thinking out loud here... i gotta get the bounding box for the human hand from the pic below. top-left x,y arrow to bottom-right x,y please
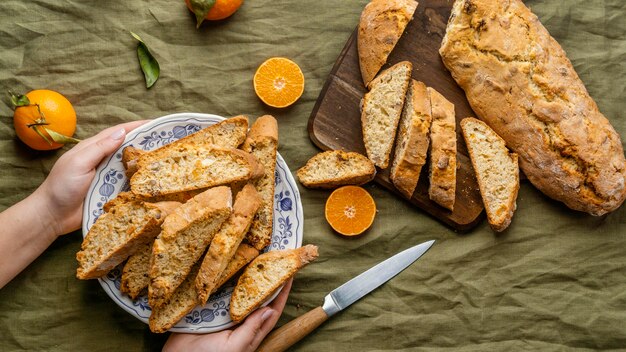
36,120 -> 147,236
163,278 -> 294,352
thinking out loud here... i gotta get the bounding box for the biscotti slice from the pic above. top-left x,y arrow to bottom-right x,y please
122,146 -> 145,179
120,241 -> 152,300
149,263 -> 201,333
130,146 -> 261,197
103,190 -> 201,213
230,245 -> 319,323
149,186 -> 232,308
358,0 -> 418,86
76,201 -> 181,280
427,87 -> 457,211
214,244 -> 259,291
439,0 -> 626,216
196,184 -> 262,305
461,118 -> 519,232
390,80 -> 432,198
242,115 -> 279,251
296,150 -> 376,189
361,61 -> 412,169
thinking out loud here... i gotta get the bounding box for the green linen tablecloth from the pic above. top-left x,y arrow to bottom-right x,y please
1,0 -> 625,351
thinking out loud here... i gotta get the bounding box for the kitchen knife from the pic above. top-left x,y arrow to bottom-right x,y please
257,239 -> 435,352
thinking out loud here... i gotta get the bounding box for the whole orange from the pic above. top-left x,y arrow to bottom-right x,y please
185,0 -> 244,21
13,89 -> 77,151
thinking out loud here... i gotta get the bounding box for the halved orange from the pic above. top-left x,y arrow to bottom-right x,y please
325,186 -> 376,236
253,57 -> 304,108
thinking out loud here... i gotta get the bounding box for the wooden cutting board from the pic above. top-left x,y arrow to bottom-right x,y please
307,0 -> 485,231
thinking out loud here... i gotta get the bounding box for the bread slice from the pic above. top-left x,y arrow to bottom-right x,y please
214,244 -> 259,291
149,186 -> 232,308
130,146 -> 262,197
296,150 -> 376,189
196,184 -> 262,305
120,241 -> 152,300
122,146 -> 145,179
461,118 -> 519,232
103,190 -> 201,213
390,80 -> 432,198
149,263 -> 201,333
230,245 -> 319,323
361,61 -> 412,169
358,0 -> 418,86
427,87 -> 457,211
76,201 -> 181,280
242,115 -> 279,251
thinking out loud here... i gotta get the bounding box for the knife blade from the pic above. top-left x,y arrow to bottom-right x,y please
257,240 -> 435,352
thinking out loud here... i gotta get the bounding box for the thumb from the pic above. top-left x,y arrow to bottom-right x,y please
74,127 -> 127,173
228,307 -> 277,351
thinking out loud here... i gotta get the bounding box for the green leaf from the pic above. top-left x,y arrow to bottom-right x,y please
44,127 -> 81,144
131,32 -> 160,89
8,91 -> 30,108
189,0 -> 216,28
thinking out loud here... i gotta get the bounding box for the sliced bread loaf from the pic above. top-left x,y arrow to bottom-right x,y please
390,80 -> 432,198
76,201 -> 181,280
149,186 -> 232,308
214,243 -> 259,291
427,87 -> 457,211
358,0 -> 418,86
130,146 -> 262,197
361,61 -> 412,169
230,244 -> 319,323
461,118 -> 519,232
149,263 -> 201,333
120,241 -> 152,300
196,184 -> 262,305
242,115 -> 279,251
296,150 -> 376,189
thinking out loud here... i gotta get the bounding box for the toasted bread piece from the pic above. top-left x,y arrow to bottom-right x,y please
390,80 -> 432,198
427,87 -> 457,211
120,241 -> 152,300
149,187 -> 232,308
361,61 -> 412,169
76,201 -> 181,280
358,0 -> 418,86
103,190 -> 201,213
130,146 -> 262,197
230,245 -> 319,323
196,184 -> 262,304
296,150 -> 376,189
214,244 -> 259,291
122,146 -> 145,179
149,263 -> 201,333
242,116 -> 279,251
461,118 -> 519,232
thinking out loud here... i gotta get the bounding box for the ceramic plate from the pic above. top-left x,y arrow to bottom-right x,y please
82,112 -> 303,333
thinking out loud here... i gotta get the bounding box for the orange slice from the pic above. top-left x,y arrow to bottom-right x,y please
325,186 -> 376,236
253,57 -> 305,108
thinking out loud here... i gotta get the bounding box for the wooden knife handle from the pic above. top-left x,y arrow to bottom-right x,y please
257,306 -> 329,352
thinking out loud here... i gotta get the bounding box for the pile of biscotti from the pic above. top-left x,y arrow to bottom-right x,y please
76,115 -> 318,333
300,0 -> 626,231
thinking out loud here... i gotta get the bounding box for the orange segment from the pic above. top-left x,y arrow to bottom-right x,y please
253,57 -> 305,108
325,186 -> 377,236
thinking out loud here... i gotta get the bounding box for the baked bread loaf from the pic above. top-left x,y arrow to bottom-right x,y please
358,0 -> 418,86
76,201 -> 181,280
439,0 -> 626,215
130,146 -> 262,197
461,118 -> 519,232
390,80 -> 432,198
361,61 -> 412,169
196,184 -> 262,304
296,150 -> 376,189
149,263 -> 201,333
230,245 -> 319,323
120,242 -> 152,300
149,186 -> 232,308
242,115 -> 279,251
427,87 -> 457,211
214,244 -> 259,290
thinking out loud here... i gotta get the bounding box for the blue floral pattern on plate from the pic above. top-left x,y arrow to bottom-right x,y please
82,113 -> 303,333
